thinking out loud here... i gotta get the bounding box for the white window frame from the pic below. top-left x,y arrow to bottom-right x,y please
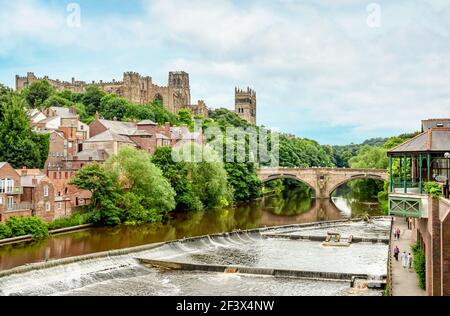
7,196 -> 14,208
44,185 -> 49,197
57,202 -> 62,209
0,196 -> 3,205
45,202 -> 51,212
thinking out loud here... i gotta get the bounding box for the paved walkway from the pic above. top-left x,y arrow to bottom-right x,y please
391,217 -> 426,296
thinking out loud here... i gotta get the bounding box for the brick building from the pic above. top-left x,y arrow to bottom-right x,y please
0,163 -> 56,223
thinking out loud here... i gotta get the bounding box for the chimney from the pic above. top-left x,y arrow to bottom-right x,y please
164,122 -> 171,138
21,167 -> 28,176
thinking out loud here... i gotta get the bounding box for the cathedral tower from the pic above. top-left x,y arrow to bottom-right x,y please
235,87 -> 256,124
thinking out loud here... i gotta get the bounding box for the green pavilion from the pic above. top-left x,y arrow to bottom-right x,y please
387,119 -> 450,218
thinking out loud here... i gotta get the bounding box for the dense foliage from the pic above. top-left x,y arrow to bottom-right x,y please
47,213 -> 91,230
151,147 -> 203,211
70,147 -> 176,225
0,216 -> 48,239
424,182 -> 443,198
411,243 -> 426,290
0,97 -> 49,168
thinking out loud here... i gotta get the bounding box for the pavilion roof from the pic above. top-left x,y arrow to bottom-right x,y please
388,128 -> 450,154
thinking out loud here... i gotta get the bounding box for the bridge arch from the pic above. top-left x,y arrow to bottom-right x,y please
261,174 -> 317,197
327,174 -> 387,197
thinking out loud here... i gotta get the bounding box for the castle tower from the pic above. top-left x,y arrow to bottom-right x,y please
235,87 -> 256,124
169,71 -> 191,113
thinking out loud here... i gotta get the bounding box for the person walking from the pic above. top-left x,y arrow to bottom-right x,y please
394,246 -> 400,261
401,251 -> 408,268
396,228 -> 401,240
407,253 -> 413,269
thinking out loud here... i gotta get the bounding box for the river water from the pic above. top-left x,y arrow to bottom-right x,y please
0,184 -> 383,271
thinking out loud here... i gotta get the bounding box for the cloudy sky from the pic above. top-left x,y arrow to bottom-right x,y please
0,0 -> 449,145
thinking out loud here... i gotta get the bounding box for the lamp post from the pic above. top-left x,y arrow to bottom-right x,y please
445,152 -> 450,198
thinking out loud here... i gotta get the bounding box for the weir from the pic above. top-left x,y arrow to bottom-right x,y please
0,218 -> 392,296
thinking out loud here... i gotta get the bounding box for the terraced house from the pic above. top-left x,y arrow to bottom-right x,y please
0,163 -> 56,223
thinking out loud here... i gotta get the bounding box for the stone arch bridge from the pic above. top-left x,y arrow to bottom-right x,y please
258,167 -> 388,199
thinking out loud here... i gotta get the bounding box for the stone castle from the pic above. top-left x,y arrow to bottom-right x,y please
16,71 -> 256,123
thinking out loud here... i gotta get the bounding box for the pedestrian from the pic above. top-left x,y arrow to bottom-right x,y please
407,253 -> 413,269
394,246 -> 400,261
396,228 -> 401,240
401,251 -> 408,268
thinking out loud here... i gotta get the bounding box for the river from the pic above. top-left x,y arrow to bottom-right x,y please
0,183 -> 383,271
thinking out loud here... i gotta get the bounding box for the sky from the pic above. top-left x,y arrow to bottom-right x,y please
0,0 -> 449,145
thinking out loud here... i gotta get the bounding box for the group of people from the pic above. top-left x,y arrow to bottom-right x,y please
394,227 -> 401,240
393,246 -> 413,269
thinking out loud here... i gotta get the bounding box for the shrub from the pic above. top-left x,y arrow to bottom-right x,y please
0,224 -> 12,239
411,243 -> 426,290
47,213 -> 91,230
424,182 -> 443,198
4,216 -> 49,239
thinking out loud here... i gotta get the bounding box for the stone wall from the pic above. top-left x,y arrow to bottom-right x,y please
414,197 -> 450,296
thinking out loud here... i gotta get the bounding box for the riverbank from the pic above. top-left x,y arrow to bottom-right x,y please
0,223 -> 94,247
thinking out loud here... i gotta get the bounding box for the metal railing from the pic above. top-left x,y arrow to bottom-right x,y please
5,202 -> 34,212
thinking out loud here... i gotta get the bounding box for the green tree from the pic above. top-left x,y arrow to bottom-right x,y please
152,146 -> 203,211
349,145 -> 389,169
99,94 -> 129,120
23,80 -> 54,108
0,97 -> 49,168
42,95 -> 73,108
224,162 -> 262,201
177,108 -> 194,128
104,146 -> 176,216
82,85 -> 106,116
173,143 -> 233,209
69,163 -> 122,225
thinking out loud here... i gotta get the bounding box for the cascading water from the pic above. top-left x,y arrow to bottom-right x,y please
0,219 -> 391,296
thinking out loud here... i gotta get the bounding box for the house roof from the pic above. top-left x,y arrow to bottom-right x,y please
98,119 -> 137,136
75,149 -> 109,161
0,162 -> 7,169
388,128 -> 450,154
156,133 -> 170,140
137,119 -> 157,126
37,116 -> 60,124
84,130 -> 134,143
132,130 -> 152,136
49,107 -> 77,118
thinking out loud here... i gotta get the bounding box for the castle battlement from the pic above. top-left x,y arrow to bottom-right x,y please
15,71 -> 195,116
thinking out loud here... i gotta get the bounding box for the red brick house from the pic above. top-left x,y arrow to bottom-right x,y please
0,164 -> 57,223
0,163 -> 26,223
17,169 -> 56,221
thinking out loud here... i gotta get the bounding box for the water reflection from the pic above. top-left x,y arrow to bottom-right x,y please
0,182 -> 383,271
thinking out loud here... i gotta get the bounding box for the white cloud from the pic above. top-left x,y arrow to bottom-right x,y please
1,0 -> 450,143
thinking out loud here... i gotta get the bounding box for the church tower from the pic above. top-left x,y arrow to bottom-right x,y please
235,87 -> 256,124
169,71 -> 191,113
